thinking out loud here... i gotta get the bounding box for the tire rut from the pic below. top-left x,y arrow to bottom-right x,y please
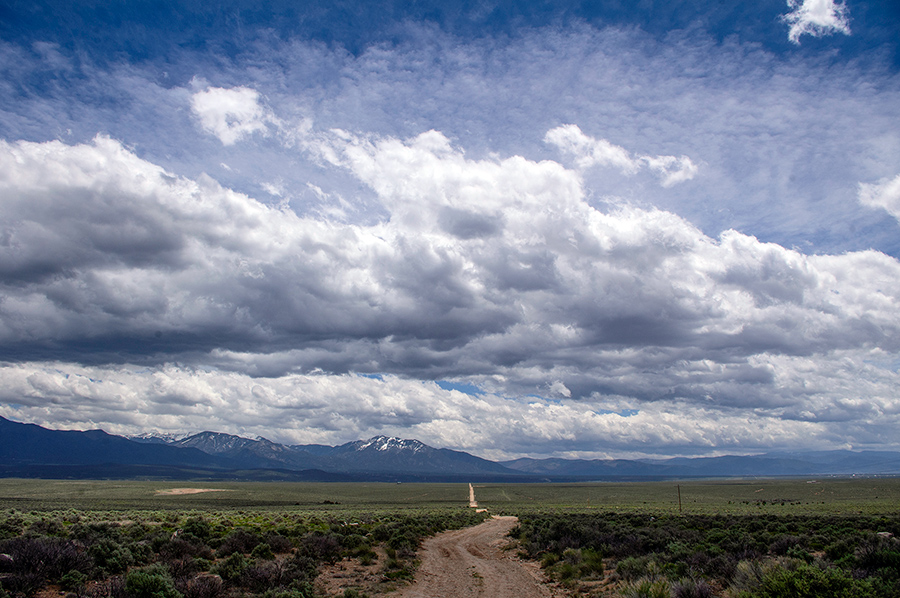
393,516 -> 562,598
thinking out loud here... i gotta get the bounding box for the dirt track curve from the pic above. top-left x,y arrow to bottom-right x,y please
393,516 -> 563,598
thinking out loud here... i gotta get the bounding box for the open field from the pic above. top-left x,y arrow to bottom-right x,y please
0,479 -> 473,512
2,478 -> 900,597
2,477 -> 899,515
476,477 -> 900,515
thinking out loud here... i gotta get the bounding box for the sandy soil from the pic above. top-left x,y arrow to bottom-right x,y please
154,488 -> 229,495
392,516 -> 566,598
316,547 -> 396,597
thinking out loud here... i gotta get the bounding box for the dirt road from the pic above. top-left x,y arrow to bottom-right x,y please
393,516 -> 563,598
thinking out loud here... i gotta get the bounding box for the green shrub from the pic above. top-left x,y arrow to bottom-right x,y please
124,565 -> 182,598
785,546 -> 812,563
240,561 -> 290,593
177,575 -> 223,598
27,518 -> 66,537
553,561 -> 577,581
540,552 -> 560,568
616,555 -> 654,582
672,577 -> 714,598
745,562 -> 875,598
358,552 -> 375,566
825,538 -> 857,562
544,547 -> 604,582
90,538 -> 134,574
0,516 -> 24,540
340,534 -> 366,550
0,536 -> 92,592
382,555 -> 413,581
59,569 -> 88,593
855,534 -> 900,574
250,543 -> 275,560
182,519 -> 211,542
579,548 -> 604,578
211,553 -> 248,583
297,533 -> 341,563
261,585 -> 315,598
731,559 -> 772,594
621,576 -> 671,598
217,530 -> 261,556
283,554 -> 318,584
265,533 -> 293,554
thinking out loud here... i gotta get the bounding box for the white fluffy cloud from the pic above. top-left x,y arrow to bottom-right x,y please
859,174 -> 900,223
544,124 -> 698,187
3,23 -> 897,262
782,0 -> 851,44
190,86 -> 275,145
0,355 -> 896,459
1,125 -> 899,456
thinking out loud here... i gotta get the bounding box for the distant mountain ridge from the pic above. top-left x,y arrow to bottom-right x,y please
0,416 -> 228,469
168,431 -> 515,476
3,416 -> 900,481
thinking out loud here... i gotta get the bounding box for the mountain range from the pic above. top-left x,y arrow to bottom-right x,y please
2,416 -> 900,481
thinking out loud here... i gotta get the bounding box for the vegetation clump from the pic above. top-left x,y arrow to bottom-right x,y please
514,511 -> 900,596
3,479 -> 900,597
0,492 -> 488,598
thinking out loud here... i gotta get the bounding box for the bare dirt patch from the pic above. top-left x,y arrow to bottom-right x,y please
316,547 -> 403,597
391,515 -> 568,598
154,488 -> 230,495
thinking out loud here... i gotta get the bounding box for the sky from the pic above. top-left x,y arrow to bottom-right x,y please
0,0 -> 899,460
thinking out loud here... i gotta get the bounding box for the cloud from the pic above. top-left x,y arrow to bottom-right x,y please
2,16 -> 900,458
1,356 -> 897,459
2,131 -> 899,374
859,174 -> 900,223
782,0 -> 851,44
549,380 -> 572,398
1,128 -> 899,459
2,24 -> 897,259
544,124 -> 698,187
544,124 -> 638,173
190,86 -> 275,145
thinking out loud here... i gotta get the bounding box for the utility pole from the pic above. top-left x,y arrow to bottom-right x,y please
677,484 -> 682,514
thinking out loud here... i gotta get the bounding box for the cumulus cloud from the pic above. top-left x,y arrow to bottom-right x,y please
2,131 -> 899,373
1,7 -> 899,459
859,174 -> 900,223
782,0 -> 851,44
544,124 -> 698,187
1,126 -> 899,457
2,24 -> 897,261
1,356 -> 896,459
190,86 -> 275,145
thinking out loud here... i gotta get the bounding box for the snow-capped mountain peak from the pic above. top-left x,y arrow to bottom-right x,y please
172,431 -> 257,453
126,432 -> 188,444
356,435 -> 426,452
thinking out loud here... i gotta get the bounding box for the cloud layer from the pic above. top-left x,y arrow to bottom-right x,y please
1,119 -> 898,457
1,6 -> 899,458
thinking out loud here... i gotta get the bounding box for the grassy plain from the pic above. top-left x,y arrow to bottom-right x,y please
475,477 -> 900,515
1,476 -> 899,515
2,477 -> 900,597
0,479 -> 471,512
